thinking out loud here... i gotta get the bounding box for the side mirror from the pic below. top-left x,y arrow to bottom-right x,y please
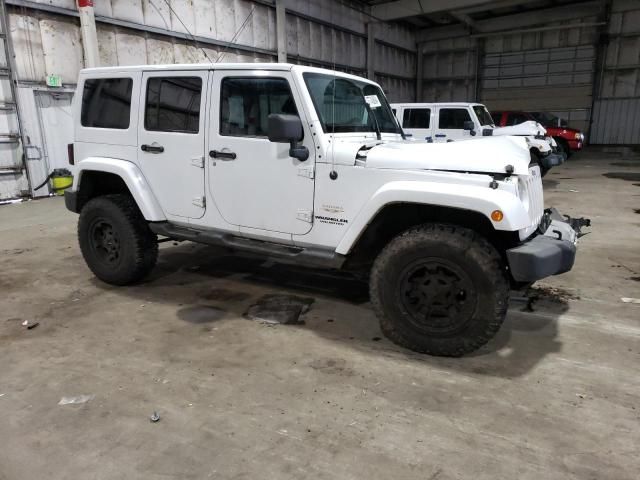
268,114 -> 309,161
463,120 -> 476,136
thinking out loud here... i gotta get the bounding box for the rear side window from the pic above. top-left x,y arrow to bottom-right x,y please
81,78 -> 133,129
403,108 -> 430,128
438,108 -> 472,129
145,77 -> 202,133
491,111 -> 503,124
220,77 -> 297,137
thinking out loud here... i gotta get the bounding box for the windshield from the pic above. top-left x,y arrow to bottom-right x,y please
530,112 -> 567,127
473,105 -> 494,127
303,72 -> 401,134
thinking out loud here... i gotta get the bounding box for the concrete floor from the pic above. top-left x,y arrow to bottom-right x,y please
1,150 -> 639,480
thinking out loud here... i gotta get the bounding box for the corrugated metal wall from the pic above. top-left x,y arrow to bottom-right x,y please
481,20 -> 599,134
420,36 -> 477,102
2,0 -> 416,199
590,0 -> 640,145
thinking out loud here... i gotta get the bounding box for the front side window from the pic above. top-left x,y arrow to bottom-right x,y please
403,108 -> 431,129
220,77 -> 297,137
145,76 -> 202,133
81,78 -> 133,129
303,73 -> 401,134
473,106 -> 494,127
438,108 -> 472,129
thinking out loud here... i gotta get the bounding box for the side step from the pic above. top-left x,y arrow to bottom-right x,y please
149,222 -> 346,269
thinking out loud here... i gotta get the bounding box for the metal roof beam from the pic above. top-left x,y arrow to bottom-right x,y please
371,0 -> 498,21
418,0 -> 605,41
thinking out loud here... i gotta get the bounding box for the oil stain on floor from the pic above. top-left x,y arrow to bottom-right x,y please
603,172 -> 640,182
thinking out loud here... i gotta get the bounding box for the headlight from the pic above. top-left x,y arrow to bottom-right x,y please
575,132 -> 581,140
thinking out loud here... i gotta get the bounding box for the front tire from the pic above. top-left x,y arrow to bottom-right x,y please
369,224 -> 509,357
78,194 -> 158,285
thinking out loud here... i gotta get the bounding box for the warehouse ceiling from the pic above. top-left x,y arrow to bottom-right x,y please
358,0 -> 606,29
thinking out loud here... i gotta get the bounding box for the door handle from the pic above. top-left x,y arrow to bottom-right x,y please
435,134 -> 446,138
141,144 -> 164,153
209,150 -> 236,160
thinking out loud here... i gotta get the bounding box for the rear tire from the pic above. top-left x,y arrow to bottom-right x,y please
369,224 -> 509,357
78,194 -> 158,285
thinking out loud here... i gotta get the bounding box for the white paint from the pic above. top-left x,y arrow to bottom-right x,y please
70,63 -> 545,254
137,69 -> 209,220
392,102 -> 554,154
34,91 -> 74,174
77,0 -> 100,68
39,17 -> 83,83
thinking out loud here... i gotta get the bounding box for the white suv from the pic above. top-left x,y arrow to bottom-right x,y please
391,102 -> 565,176
64,63 -> 588,356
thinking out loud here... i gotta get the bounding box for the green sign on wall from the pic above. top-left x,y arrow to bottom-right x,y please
46,74 -> 62,87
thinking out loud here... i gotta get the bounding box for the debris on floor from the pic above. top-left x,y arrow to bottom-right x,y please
245,293 -> 314,325
621,297 -> 640,304
150,411 -> 160,423
21,320 -> 39,329
58,395 -> 94,405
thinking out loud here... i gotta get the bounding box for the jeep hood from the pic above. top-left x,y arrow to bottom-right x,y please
363,136 -> 532,175
493,120 -> 547,137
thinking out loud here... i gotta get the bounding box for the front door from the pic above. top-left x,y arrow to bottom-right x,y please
207,70 -> 315,235
434,107 -> 474,143
138,70 -> 208,219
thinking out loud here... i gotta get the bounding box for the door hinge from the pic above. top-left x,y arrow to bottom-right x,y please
191,156 -> 205,168
192,196 -> 206,208
297,166 -> 315,179
296,209 -> 313,223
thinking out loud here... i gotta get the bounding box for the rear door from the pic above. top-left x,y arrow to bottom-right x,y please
207,70 -> 315,235
138,70 -> 208,220
434,107 -> 474,142
401,107 -> 432,141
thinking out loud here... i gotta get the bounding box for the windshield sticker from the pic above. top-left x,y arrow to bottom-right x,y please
364,95 -> 382,108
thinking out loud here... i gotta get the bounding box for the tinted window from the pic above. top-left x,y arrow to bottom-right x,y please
81,78 -> 133,129
145,77 -> 202,133
506,113 -> 529,126
403,108 -> 431,128
491,111 -> 503,124
220,77 -> 297,137
438,108 -> 472,129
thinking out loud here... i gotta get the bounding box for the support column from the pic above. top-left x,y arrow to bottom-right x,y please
367,22 -> 376,80
77,0 -> 99,67
415,42 -> 423,101
276,0 -> 287,63
473,38 -> 483,102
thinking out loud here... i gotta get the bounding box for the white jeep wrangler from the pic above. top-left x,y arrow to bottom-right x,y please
391,102 -> 565,176
65,63 -> 589,357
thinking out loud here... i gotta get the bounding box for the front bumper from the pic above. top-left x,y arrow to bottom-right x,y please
506,209 -> 590,282
568,139 -> 583,151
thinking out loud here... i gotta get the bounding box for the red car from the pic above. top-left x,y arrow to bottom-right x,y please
491,111 -> 584,157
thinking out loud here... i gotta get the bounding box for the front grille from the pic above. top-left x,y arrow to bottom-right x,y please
520,165 -> 544,239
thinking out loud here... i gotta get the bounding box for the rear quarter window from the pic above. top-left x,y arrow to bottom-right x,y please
81,78 -> 133,129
